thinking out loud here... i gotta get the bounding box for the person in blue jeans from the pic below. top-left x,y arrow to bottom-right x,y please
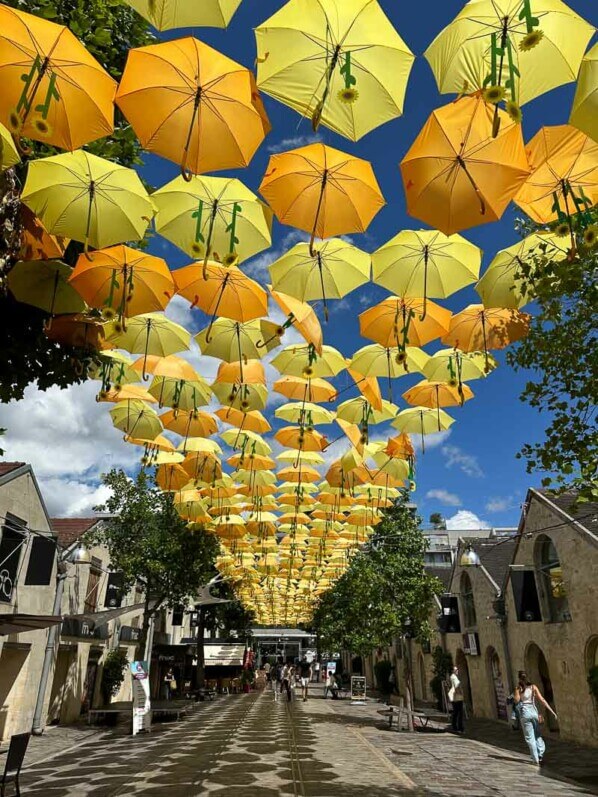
513,670 -> 558,766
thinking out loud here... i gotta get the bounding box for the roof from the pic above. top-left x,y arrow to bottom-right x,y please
425,566 -> 452,590
0,461 -> 26,478
537,490 -> 598,534
51,518 -> 99,548
461,536 -> 518,590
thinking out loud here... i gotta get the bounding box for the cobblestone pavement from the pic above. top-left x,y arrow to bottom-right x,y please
11,685 -> 598,796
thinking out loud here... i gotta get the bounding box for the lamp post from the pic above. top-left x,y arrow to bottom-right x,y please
32,542 -> 91,735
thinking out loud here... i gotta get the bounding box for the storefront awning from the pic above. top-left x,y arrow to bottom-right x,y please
0,613 -> 62,635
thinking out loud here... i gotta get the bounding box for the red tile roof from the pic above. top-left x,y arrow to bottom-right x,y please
0,462 -> 26,477
51,517 -> 99,548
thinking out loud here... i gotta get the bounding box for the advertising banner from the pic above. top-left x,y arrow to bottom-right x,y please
130,661 -> 151,735
350,676 -> 367,703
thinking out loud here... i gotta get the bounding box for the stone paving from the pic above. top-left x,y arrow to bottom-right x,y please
6,684 -> 597,796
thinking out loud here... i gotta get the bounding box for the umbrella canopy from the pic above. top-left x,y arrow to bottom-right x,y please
156,462 -> 190,492
161,409 -> 217,439
45,313 -> 108,350
442,304 -> 531,366
350,344 -> 429,401
0,121 -> 19,171
403,380 -> 474,409
152,174 -> 272,268
423,348 -> 495,387
69,246 -> 174,320
274,426 -> 329,452
131,354 -> 198,382
174,262 -> 268,323
372,229 -> 481,306
391,406 -> 455,452
268,238 -> 370,320
400,94 -> 529,235
19,206 -> 69,262
195,318 -> 278,363
116,37 -> 268,177
259,142 -> 384,252
214,359 -> 266,386
271,343 -> 347,379
570,43 -> 598,143
359,296 -> 451,350
0,5 -> 116,150
212,381 -> 268,412
268,288 -> 323,354
255,0 -> 414,141
110,399 -> 162,440
215,407 -> 272,435
273,375 -> 336,404
124,0 -> 242,30
88,351 -> 139,390
513,124 -> 598,224
97,384 -> 157,404
275,402 -> 335,426
476,232 -> 568,309
336,397 -> 397,426
108,313 -> 190,378
424,0 -> 594,108
21,150 -> 154,250
8,260 -> 85,315
149,375 -> 212,411
221,428 -> 272,456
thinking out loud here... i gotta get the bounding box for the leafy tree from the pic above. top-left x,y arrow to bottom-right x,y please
0,0 -> 154,403
100,648 -> 129,705
88,469 -> 220,657
430,645 -> 453,711
429,512 -> 446,530
508,213 -> 598,504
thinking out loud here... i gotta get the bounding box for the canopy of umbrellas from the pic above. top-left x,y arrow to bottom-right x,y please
2,0 -> 597,626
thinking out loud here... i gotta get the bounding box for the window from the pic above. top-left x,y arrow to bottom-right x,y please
25,536 -> 56,585
84,557 -> 102,613
460,572 -> 477,628
0,513 -> 26,603
535,535 -> 571,623
511,570 -> 542,622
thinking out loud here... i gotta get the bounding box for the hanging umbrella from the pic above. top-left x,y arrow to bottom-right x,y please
161,409 -> 217,439
156,462 -> 190,492
21,150 -> 154,250
148,375 -> 212,411
273,375 -> 336,404
570,43 -> 598,143
7,260 -> 86,315
69,245 -> 174,321
19,206 -> 69,262
277,465 -> 321,483
442,304 -> 531,369
107,313 -> 190,379
267,287 -> 323,354
259,143 -> 384,254
0,122 -> 19,171
116,37 -> 269,178
153,175 -> 272,275
372,229 -> 481,316
96,384 -> 157,403
131,354 -> 198,382
110,399 -> 162,440
349,344 -> 429,400
221,428 -> 272,456
88,351 -> 139,391
268,238 -> 370,320
124,0 -> 242,29
275,402 -> 335,426
400,94 -> 529,235
513,125 -> 598,235
45,313 -> 108,350
342,366 -> 383,412
255,0 -> 414,141
476,232 -> 568,309
424,1 -> 594,111
403,380 -> 474,409
212,381 -> 269,412
215,407 -> 272,435
391,406 -> 455,453
274,426 -> 329,452
228,452 -> 275,471
271,343 -> 346,379
423,348 -> 495,403
359,296 -> 451,351
0,5 -> 116,150
195,318 -> 279,365
214,359 -> 266,386
336,397 -> 397,426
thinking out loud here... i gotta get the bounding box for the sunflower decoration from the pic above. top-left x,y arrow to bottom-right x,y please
31,116 -> 52,138
7,109 -> 23,134
338,87 -> 358,104
483,85 -> 505,104
554,221 -> 570,238
338,52 -> 358,105
302,365 -> 314,378
519,28 -> 544,52
222,252 -> 239,267
190,241 -> 205,259
101,306 -> 117,321
506,100 -> 522,124
583,224 -> 598,249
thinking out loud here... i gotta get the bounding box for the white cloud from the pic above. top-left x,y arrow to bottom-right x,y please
426,489 -> 462,507
446,510 -> 491,530
412,429 -> 452,452
485,496 -> 515,513
40,478 -> 113,517
244,230 -> 309,282
442,444 -> 484,478
267,134 -> 322,153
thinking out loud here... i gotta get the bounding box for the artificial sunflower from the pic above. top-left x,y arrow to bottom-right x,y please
302,365 -> 314,378
7,109 -> 22,134
583,224 -> 598,248
190,241 -> 205,258
483,85 -> 505,104
555,222 -> 570,238
338,87 -> 359,104
519,29 -> 544,51
506,100 -> 522,124
222,252 -> 239,267
101,306 -> 117,321
32,116 -> 52,138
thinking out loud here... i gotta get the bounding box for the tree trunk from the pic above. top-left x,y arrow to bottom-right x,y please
196,607 -> 206,689
402,637 -> 415,732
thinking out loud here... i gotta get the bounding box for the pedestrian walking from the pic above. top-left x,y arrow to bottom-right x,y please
513,670 -> 558,766
299,655 -> 312,702
163,668 -> 176,701
313,660 -> 321,683
282,664 -> 293,702
324,671 -> 338,700
448,665 -> 464,733
264,660 -> 272,689
274,660 -> 283,701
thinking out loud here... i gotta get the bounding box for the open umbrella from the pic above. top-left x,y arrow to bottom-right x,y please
69,245 -> 174,321
400,94 -> 529,235
423,348 -> 495,403
0,5 -> 116,150
149,375 -> 212,411
391,406 -> 455,453
215,407 -> 272,435
255,0 -> 414,141
88,351 -> 139,391
195,318 -> 280,366
442,304 -> 531,369
45,313 -> 108,351
124,0 -> 242,29
131,354 -> 199,382
8,260 -> 85,315
152,174 -> 272,275
275,402 -> 335,426
259,142 -> 384,253
359,296 -> 451,351
403,380 -> 474,409
21,150 -> 154,250
116,37 -> 268,178
268,238 -> 370,321
107,313 -> 190,379
267,288 -> 323,354
161,409 -> 217,440
273,375 -> 336,404
275,426 -> 329,453
110,399 -> 162,440
0,122 -> 19,171
271,343 -> 346,379
570,43 -> 598,143
349,344 -> 429,400
212,381 -> 268,412
372,229 -> 481,317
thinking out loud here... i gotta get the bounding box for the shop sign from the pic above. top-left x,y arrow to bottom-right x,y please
130,661 -> 151,735
350,676 -> 367,703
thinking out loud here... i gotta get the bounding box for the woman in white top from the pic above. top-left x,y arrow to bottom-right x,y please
514,670 -> 558,765
449,665 -> 464,733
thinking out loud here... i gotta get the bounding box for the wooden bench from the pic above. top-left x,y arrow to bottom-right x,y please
88,702 -> 188,726
195,688 -> 217,702
377,706 -> 449,732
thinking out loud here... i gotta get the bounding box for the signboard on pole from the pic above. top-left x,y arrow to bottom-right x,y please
130,661 -> 151,735
350,676 -> 367,704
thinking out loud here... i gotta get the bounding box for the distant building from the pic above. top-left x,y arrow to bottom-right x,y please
422,526 -> 517,568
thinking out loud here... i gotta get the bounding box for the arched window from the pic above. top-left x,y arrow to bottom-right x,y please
460,571 -> 477,628
535,535 -> 571,623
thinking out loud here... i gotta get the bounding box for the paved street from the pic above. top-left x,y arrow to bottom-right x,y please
15,685 -> 598,796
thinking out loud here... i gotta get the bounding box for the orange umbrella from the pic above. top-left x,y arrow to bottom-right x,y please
215,407 -> 272,434
0,6 -> 116,150
359,296 -> 451,350
116,37 -> 268,178
97,384 -> 157,403
514,125 -> 598,236
228,452 -> 275,470
156,462 -> 189,492
267,287 -> 323,355
401,93 -> 529,235
214,360 -> 266,386
70,246 -> 174,321
259,142 -> 385,253
277,465 -> 321,484
20,207 -> 68,261
274,426 -> 329,452
403,380 -> 474,409
346,366 -> 383,412
273,375 -> 336,404
325,461 -> 369,489
132,354 -> 199,382
160,409 -> 217,439
442,304 -> 531,369
45,313 -> 110,350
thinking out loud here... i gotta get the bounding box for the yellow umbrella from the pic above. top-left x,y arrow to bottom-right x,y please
88,351 -> 139,391
570,43 -> 598,143
21,150 -> 154,250
216,407 -> 272,435
423,349 -> 495,402
442,304 -> 531,369
476,233 -> 568,309
391,406 -> 455,453
152,175 -> 272,272
268,287 -> 323,355
132,354 -> 198,382
124,0 -> 242,30
116,37 -> 268,178
275,402 -> 335,426
195,318 -> 280,364
259,142 -> 384,253
336,397 -> 397,427
107,313 -> 190,378
268,238 -> 370,320
7,260 -> 86,315
0,5 -> 116,150
221,429 -> 272,457
110,399 -> 162,440
424,1 -> 594,110
0,122 -> 19,171
149,376 -> 212,411
96,384 -> 157,404
255,0 -> 414,141
274,426 -> 329,453
271,343 -> 346,379
372,229 -> 481,313
212,381 -> 269,412
349,344 -> 429,400
161,409 -> 218,439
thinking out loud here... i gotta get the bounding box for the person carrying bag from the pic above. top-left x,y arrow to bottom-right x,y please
513,670 -> 557,766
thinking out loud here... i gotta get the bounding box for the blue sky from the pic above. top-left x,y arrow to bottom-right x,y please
3,0 -> 595,524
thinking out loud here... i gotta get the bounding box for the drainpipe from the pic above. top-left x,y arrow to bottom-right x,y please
477,564 -> 514,696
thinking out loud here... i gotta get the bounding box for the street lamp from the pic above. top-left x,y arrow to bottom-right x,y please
459,546 -> 481,567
